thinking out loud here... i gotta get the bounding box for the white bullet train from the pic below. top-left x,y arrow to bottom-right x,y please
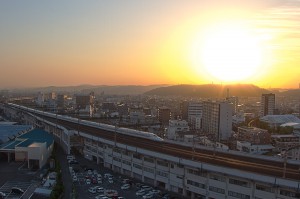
8,103 -> 164,142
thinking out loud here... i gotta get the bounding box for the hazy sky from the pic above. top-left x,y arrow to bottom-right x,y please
0,0 -> 299,89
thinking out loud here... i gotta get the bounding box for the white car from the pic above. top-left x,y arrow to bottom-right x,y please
136,189 -> 146,196
104,173 -> 113,178
97,187 -> 105,193
72,176 -> 78,182
87,170 -> 93,175
88,187 -> 97,194
86,179 -> 91,185
143,193 -> 154,199
108,177 -> 113,184
121,184 -> 130,190
150,189 -> 161,195
141,185 -> 152,191
95,194 -> 106,199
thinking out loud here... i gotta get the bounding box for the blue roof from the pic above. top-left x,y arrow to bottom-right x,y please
0,124 -> 32,143
0,140 -> 23,149
0,128 -> 54,150
17,129 -> 54,148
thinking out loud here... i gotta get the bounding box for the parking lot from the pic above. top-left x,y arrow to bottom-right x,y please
0,159 -> 40,199
70,155 -> 171,199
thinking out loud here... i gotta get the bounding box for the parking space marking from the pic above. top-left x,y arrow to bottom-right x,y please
0,180 -> 32,199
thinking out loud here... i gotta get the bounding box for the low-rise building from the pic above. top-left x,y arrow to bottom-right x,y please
167,120 -> 189,140
0,128 -> 54,169
271,134 -> 300,152
237,126 -> 270,145
236,141 -> 274,154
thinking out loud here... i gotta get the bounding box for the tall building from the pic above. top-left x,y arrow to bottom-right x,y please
188,102 -> 203,130
226,96 -> 238,115
179,101 -> 189,120
57,94 -> 67,109
202,101 -> 232,141
157,106 -> 171,126
75,92 -> 94,110
261,93 -> 275,116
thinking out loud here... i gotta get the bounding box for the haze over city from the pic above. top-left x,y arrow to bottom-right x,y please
0,0 -> 300,89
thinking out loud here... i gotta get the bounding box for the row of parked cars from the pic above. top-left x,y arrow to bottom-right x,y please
67,154 -> 173,199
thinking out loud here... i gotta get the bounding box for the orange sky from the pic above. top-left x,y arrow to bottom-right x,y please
0,1 -> 299,89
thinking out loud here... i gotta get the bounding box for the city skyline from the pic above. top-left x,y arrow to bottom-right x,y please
1,0 -> 300,89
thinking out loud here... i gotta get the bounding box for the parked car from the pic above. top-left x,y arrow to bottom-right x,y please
67,155 -> 75,161
86,179 -> 91,185
108,177 -> 114,184
0,192 -> 6,199
121,184 -> 130,190
95,194 -> 105,199
72,176 -> 78,182
97,187 -> 105,193
136,189 -> 146,196
143,193 -> 154,199
141,185 -> 152,191
104,173 -> 113,178
88,187 -> 97,194
11,187 -> 24,194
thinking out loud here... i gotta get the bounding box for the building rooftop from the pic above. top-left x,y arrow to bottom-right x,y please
260,115 -> 300,124
0,124 -> 32,143
17,129 -> 54,148
0,128 -> 54,150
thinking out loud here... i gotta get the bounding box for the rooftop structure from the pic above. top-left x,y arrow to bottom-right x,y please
260,115 -> 300,128
0,123 -> 32,143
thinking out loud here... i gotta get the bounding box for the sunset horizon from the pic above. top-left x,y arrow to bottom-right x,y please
1,1 -> 300,89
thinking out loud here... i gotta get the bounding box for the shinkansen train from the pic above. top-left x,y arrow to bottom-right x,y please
8,103 -> 164,142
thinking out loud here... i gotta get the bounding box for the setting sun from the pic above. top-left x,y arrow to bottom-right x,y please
199,24 -> 263,82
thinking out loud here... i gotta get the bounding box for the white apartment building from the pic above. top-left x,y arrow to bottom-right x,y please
188,102 -> 203,130
226,96 -> 238,115
202,101 -> 232,141
167,120 -> 189,140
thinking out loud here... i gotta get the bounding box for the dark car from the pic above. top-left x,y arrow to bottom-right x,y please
11,187 -> 24,194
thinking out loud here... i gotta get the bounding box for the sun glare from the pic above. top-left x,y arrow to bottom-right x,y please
194,23 -> 263,82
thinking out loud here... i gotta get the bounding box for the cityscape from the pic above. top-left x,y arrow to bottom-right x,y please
0,1 -> 300,199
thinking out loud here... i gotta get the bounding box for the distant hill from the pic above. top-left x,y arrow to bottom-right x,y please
277,89 -> 300,98
144,84 -> 271,98
11,85 -> 167,96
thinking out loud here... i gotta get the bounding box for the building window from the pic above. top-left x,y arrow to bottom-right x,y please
187,180 -> 205,189
144,157 -> 154,163
133,163 -> 142,170
122,160 -> 131,166
255,184 -> 274,193
209,186 -> 225,194
133,153 -> 142,159
228,191 -> 250,199
156,170 -> 168,178
144,167 -> 154,174
229,178 -> 250,187
209,174 -> 225,182
187,168 -> 206,177
157,160 -> 169,167
280,189 -> 299,197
